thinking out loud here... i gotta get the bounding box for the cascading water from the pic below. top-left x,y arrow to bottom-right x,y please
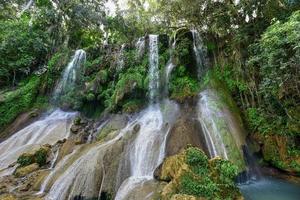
0,109 -> 76,172
148,35 -> 160,103
135,37 -> 145,59
197,89 -> 246,169
117,44 -> 125,72
164,40 -> 176,96
53,49 -> 86,101
191,29 -> 208,79
115,35 -> 180,200
0,50 -> 85,180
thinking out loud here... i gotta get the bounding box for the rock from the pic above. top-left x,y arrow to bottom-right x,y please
71,124 -> 81,134
75,137 -> 84,145
165,105 -> 206,157
97,114 -> 128,141
170,194 -> 204,200
157,147 -> 243,200
133,124 -> 140,134
14,163 -> 39,177
252,133 -> 300,174
0,109 -> 41,141
0,194 -> 16,200
57,139 -> 76,162
57,138 -> 67,144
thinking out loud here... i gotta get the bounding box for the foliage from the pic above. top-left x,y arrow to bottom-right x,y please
0,76 -> 41,131
17,147 -> 48,167
245,11 -> 300,136
0,15 -> 49,86
174,147 -> 241,199
17,153 -> 35,168
34,148 -> 48,167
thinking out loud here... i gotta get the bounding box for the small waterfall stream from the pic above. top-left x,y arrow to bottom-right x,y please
197,89 -> 245,168
192,30 -> 208,79
53,49 -> 86,100
0,109 -> 76,172
148,35 -> 160,103
0,50 -> 85,179
115,35 -> 180,200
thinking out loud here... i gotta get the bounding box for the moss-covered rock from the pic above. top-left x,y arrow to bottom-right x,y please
156,147 -> 243,200
0,194 -> 16,200
17,146 -> 50,168
14,163 -> 39,177
253,133 -> 300,174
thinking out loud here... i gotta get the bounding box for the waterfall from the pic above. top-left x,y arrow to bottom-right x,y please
197,89 -> 245,169
115,100 -> 179,200
44,116 -> 140,199
148,35 -> 160,103
53,49 -> 86,101
0,109 -> 76,172
115,35 -> 180,200
135,37 -> 145,58
191,30 -> 208,79
164,40 -> 176,96
117,44 -> 125,72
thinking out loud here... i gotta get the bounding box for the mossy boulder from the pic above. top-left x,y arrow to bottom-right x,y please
0,194 -> 16,200
253,133 -> 300,174
17,146 -> 50,168
97,115 -> 128,141
14,163 -> 40,177
170,194 -> 205,200
156,147 -> 243,200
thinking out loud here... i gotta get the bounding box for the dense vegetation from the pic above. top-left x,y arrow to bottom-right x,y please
0,0 -> 299,175
158,147 -> 241,199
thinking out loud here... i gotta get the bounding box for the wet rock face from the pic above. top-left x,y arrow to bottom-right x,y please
166,104 -> 206,157
0,109 -> 41,141
97,114 -> 128,141
252,133 -> 300,174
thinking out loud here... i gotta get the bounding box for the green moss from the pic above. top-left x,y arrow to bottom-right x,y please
17,153 -> 35,167
170,71 -> 200,102
171,147 -> 241,200
122,99 -> 144,113
179,172 -> 219,198
0,76 -> 42,131
17,147 -> 48,167
35,148 -> 48,167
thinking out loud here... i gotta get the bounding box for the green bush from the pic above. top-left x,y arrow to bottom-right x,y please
17,154 -> 35,167
17,148 -> 48,167
0,76 -> 41,131
179,172 -> 219,198
35,148 -> 48,167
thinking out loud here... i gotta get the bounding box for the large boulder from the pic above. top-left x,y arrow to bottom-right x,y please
166,104 -> 206,157
155,147 -> 243,200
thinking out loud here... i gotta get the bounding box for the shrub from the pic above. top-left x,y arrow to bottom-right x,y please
17,154 -> 35,167
35,148 -> 48,167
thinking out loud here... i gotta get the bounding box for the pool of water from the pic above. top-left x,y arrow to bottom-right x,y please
239,177 -> 300,200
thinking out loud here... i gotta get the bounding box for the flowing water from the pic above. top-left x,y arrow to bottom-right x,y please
53,49 -> 86,100
0,109 -> 76,172
191,30 -> 208,79
164,40 -> 176,96
115,100 -> 179,200
197,89 -> 246,168
115,35 -> 180,200
117,44 -> 125,72
148,35 -> 160,103
135,37 -> 145,59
